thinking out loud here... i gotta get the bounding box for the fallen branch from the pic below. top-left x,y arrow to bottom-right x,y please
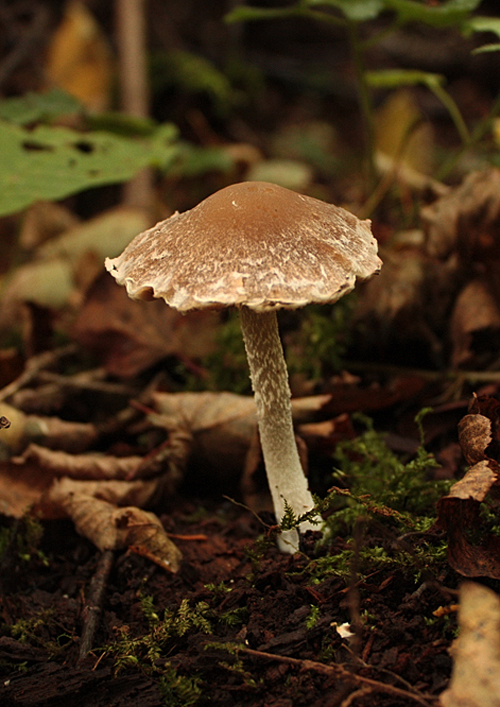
78,550 -> 114,665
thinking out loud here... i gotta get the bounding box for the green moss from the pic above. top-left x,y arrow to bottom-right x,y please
0,514 -> 48,567
9,609 -> 64,657
286,298 -> 356,379
277,410 -> 452,584
106,596 -> 214,676
159,664 -> 203,707
305,604 -> 320,629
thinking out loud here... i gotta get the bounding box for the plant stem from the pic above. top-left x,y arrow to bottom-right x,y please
346,19 -> 377,190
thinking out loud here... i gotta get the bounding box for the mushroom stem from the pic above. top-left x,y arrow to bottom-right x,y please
239,306 -> 318,552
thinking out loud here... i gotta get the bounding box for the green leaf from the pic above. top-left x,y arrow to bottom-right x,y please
0,89 -> 82,125
467,15 -> 500,37
226,0 -> 480,26
366,68 -> 445,89
306,0 -> 385,21
383,0 -> 481,27
225,5 -> 301,23
0,121 -> 179,217
466,15 -> 500,52
472,43 -> 500,54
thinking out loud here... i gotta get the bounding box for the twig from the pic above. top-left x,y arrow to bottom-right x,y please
340,687 -> 373,707
0,344 -> 77,403
237,646 -> 437,706
37,369 -> 136,396
77,550 -> 115,665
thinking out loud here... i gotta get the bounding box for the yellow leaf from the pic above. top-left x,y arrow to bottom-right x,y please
45,0 -> 114,112
375,89 -> 434,176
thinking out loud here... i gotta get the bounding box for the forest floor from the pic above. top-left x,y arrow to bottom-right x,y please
0,494 -> 457,707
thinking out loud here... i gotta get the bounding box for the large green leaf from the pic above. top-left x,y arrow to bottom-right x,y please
227,0 -> 481,26
0,89 -> 82,126
0,121 -> 179,217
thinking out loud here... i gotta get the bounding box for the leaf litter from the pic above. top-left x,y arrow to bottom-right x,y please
4,170 -> 500,705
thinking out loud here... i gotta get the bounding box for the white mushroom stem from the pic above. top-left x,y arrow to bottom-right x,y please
239,306 -> 319,553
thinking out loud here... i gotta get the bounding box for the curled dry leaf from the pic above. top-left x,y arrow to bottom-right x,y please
46,477 -> 181,572
440,582 -> 500,707
437,394 -> 500,578
151,391 -> 334,486
0,402 -> 98,456
14,443 -> 143,481
458,410 -> 493,466
41,476 -> 162,516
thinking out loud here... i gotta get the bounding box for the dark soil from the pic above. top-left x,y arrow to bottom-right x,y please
0,497 -> 456,707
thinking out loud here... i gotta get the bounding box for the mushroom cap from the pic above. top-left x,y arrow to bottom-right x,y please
105,181 -> 382,312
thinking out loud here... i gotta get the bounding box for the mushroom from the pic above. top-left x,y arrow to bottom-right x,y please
105,181 -> 382,552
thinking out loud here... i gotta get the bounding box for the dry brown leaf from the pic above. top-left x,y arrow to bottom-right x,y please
73,272 -> 219,377
437,395 -> 500,578
422,168 -> 500,261
45,0 -> 114,111
450,280 -> 500,368
151,391 -> 334,485
440,582 -> 500,707
41,476 -> 162,515
0,457 -> 55,517
457,408 -> 493,466
0,403 -> 98,456
13,443 -> 143,480
446,460 -> 497,502
47,477 -> 181,572
352,245 -> 455,364
0,451 -> 164,520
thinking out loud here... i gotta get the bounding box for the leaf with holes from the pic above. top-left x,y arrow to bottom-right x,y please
0,120 -> 179,217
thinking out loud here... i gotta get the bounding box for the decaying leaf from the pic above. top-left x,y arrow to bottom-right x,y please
437,395 -> 500,578
46,477 -> 181,572
151,391 -> 334,484
40,476 -> 163,517
422,168 -> 500,261
352,243 -> 455,365
73,272 -> 218,377
0,457 -> 58,517
14,444 -> 143,480
440,582 -> 500,707
450,280 -> 500,368
0,402 -> 98,457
